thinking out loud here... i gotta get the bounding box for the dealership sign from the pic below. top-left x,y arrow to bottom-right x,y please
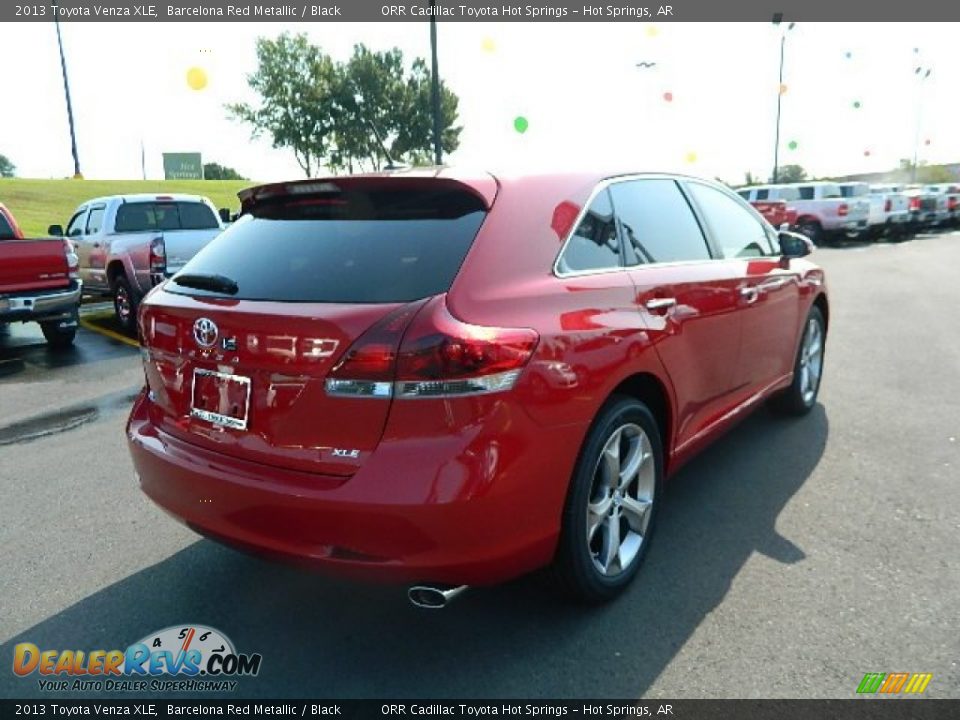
162,153 -> 203,180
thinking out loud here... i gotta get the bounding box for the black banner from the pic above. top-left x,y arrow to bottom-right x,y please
1,700 -> 959,720
4,0 -> 960,23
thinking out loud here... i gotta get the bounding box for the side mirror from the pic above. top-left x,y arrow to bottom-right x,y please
48,224 -> 64,237
778,230 -> 814,259
218,208 -> 231,224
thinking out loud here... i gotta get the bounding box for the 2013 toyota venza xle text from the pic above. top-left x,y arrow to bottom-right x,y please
127,169 -> 828,606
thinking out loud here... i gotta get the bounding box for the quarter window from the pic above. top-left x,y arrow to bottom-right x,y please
610,179 -> 711,264
686,182 -> 774,258
556,189 -> 621,273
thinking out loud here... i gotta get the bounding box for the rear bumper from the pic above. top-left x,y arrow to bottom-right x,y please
0,280 -> 81,323
126,390 -> 583,586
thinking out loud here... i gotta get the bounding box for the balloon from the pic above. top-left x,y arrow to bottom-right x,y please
662,91 -> 673,102
779,84 -> 788,95
646,25 -> 659,37
924,138 -> 931,146
864,150 -> 871,157
844,51 -> 852,59
481,37 -> 496,53
186,67 -> 208,91
513,116 -> 529,134
788,140 -> 799,151
852,100 -> 862,109
684,152 -> 697,164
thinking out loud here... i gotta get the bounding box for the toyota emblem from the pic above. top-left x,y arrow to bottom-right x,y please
193,317 -> 219,348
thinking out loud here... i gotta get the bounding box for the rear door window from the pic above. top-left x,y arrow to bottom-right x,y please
85,206 -> 105,235
610,179 -> 712,264
168,187 -> 487,303
114,202 -> 218,233
556,190 -> 621,274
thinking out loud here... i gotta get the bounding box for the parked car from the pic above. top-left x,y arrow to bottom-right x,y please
923,184 -> 960,228
739,182 -> 868,245
0,202 -> 81,348
50,194 -> 225,332
902,186 -> 944,230
127,170 -> 829,605
867,184 -> 912,240
737,192 -> 797,231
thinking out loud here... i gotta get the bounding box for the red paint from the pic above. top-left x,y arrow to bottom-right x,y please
128,170 -> 828,586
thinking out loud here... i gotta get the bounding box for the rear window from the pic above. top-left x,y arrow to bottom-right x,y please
775,186 -> 800,201
167,188 -> 487,304
0,213 -> 15,239
114,201 -> 219,233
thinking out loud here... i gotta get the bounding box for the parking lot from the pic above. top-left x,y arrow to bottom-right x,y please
1,231 -> 958,699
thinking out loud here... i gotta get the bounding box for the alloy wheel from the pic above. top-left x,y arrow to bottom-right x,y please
798,316 -> 824,404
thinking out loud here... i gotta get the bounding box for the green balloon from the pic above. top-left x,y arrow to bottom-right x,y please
514,116 -> 529,134
853,101 -> 862,109
788,141 -> 798,151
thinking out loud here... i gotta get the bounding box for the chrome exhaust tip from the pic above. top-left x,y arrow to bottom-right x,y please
407,584 -> 468,609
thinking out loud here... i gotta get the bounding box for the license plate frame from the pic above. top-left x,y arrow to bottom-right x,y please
190,368 -> 251,431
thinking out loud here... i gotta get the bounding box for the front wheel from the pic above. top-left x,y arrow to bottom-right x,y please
796,221 -> 824,247
770,305 -> 826,416
553,396 -> 664,603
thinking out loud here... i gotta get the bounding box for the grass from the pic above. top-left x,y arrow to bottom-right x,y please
0,178 -> 257,237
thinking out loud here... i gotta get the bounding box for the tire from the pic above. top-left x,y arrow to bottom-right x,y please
40,310 -> 78,350
112,274 -> 139,335
770,305 -> 826,416
553,396 -> 664,603
796,220 -> 824,247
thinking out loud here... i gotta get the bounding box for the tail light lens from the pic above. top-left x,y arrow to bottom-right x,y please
910,197 -> 921,211
63,239 -> 79,280
884,198 -> 892,212
149,237 -> 166,277
325,296 -> 539,399
949,197 -> 958,211
837,203 -> 849,217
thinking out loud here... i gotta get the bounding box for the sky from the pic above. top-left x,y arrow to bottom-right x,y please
1,21 -> 958,184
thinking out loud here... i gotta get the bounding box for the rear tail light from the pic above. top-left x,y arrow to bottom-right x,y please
949,197 -> 958,211
325,296 -> 539,400
837,203 -> 849,217
909,197 -> 921,211
63,239 -> 79,280
149,237 -> 166,281
884,198 -> 892,212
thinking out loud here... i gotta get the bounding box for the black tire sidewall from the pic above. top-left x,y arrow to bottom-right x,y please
556,396 -> 664,602
772,305 -> 826,415
113,276 -> 139,333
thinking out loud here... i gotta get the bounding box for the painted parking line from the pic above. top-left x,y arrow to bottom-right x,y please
78,311 -> 140,348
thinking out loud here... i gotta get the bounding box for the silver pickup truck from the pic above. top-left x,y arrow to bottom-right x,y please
50,194 -> 225,332
739,182 -> 869,246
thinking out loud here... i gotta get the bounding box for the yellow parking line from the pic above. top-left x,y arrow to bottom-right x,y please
78,312 -> 140,348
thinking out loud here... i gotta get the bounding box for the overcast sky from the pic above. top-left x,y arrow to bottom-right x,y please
1,21 -> 957,184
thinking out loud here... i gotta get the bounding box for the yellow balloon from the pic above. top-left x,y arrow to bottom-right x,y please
646,25 -> 659,37
779,83 -> 788,95
186,67 -> 208,91
685,152 -> 698,164
481,37 -> 496,53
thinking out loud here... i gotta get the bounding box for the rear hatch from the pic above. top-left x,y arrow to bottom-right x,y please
139,176 -> 495,476
0,239 -> 70,294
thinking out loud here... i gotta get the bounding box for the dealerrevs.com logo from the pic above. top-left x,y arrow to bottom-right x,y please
13,625 -> 262,692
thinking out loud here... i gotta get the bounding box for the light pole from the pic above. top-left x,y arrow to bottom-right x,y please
52,0 -> 82,178
429,0 -> 443,165
771,15 -> 795,184
910,59 -> 932,184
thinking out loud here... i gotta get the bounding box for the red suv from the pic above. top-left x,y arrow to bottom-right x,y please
127,170 -> 828,605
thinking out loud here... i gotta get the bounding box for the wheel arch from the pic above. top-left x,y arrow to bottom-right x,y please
812,292 -> 829,332
608,372 -> 673,475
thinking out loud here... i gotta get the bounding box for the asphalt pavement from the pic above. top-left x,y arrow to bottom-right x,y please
1,231 -> 958,699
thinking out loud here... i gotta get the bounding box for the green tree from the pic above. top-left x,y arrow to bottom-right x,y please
227,33 -> 338,177
203,162 -> 248,180
772,164 -> 807,184
0,153 -> 15,177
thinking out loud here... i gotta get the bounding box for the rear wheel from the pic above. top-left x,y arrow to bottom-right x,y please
553,396 -> 663,603
112,275 -> 139,335
770,306 -> 826,416
40,310 -> 78,350
796,220 -> 824,247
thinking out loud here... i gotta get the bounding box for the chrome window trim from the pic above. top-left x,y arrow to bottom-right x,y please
552,173 -> 727,279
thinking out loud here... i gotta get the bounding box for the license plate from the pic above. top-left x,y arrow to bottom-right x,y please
190,369 -> 251,430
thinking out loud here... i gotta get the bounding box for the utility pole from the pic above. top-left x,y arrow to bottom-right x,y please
52,0 -> 82,178
771,16 -> 795,184
429,0 -> 443,165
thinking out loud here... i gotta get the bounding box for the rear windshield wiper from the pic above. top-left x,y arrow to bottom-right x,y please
173,272 -> 239,295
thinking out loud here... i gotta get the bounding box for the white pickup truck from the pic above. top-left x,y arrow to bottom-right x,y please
738,182 -> 869,245
50,194 -> 225,332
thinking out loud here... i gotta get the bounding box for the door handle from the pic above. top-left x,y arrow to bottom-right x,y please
740,286 -> 760,304
756,277 -> 789,292
645,297 -> 677,313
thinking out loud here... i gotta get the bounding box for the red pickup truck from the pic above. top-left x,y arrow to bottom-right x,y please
0,202 -> 82,348
748,199 -> 798,230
